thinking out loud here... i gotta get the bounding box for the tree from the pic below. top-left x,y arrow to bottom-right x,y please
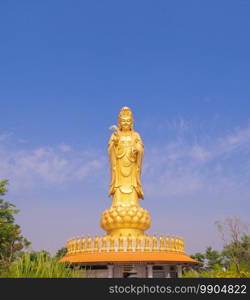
0,180 -> 30,269
191,247 -> 224,269
184,217 -> 250,278
191,252 -> 205,263
55,247 -> 67,260
205,246 -> 224,269
215,217 -> 250,274
222,234 -> 250,272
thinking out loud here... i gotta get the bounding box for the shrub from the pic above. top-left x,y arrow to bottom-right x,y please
1,252 -> 82,278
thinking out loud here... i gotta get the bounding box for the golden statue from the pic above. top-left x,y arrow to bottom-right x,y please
109,236 -> 115,252
87,236 -> 92,252
73,238 -> 77,252
101,107 -> 151,237
152,234 -> 158,251
108,106 -> 144,205
76,237 -> 81,253
171,236 -> 175,252
67,239 -> 72,254
81,236 -> 86,252
136,236 -> 141,251
93,235 -> 99,252
60,106 -> 199,272
175,237 -> 180,252
101,236 -> 107,252
127,234 -> 133,251
118,234 -> 124,251
159,235 -> 165,251
165,236 -> 170,251
144,235 -> 150,251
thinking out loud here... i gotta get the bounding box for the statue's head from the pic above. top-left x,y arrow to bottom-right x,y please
118,107 -> 134,131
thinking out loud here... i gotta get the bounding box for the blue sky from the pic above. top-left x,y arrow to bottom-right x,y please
0,1 -> 250,254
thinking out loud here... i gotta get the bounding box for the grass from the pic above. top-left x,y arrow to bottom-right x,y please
0,252 -> 82,278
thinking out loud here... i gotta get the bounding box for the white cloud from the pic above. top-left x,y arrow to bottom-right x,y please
216,126 -> 250,155
0,142 -> 105,190
1,124 -> 250,198
58,144 -> 72,152
143,125 -> 250,198
0,132 -> 13,142
189,145 -> 211,162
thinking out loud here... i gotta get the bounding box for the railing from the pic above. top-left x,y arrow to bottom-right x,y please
66,235 -> 185,255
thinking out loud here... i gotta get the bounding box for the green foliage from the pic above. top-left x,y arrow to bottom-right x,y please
55,247 -> 67,260
185,217 -> 250,278
0,180 -> 83,278
205,246 -> 224,269
222,234 -> 250,271
215,217 -> 250,273
183,264 -> 250,278
26,250 -> 51,261
0,180 -> 30,270
191,252 -> 205,263
190,247 -> 225,272
1,252 -> 81,278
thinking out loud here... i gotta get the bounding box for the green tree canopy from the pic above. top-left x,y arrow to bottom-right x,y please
0,179 -> 30,269
55,247 -> 67,260
222,234 -> 250,272
191,252 -> 205,263
215,217 -> 250,273
186,217 -> 250,277
205,246 -> 224,269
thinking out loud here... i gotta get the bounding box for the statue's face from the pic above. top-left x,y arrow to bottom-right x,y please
120,116 -> 132,131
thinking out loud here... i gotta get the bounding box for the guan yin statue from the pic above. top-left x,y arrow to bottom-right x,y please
61,107 -> 199,278
101,106 -> 151,237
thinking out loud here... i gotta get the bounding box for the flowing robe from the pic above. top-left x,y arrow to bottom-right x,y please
108,130 -> 144,206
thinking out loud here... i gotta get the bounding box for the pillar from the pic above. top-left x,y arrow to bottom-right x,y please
107,264 -> 114,278
177,265 -> 182,278
147,264 -> 153,278
164,265 -> 170,278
